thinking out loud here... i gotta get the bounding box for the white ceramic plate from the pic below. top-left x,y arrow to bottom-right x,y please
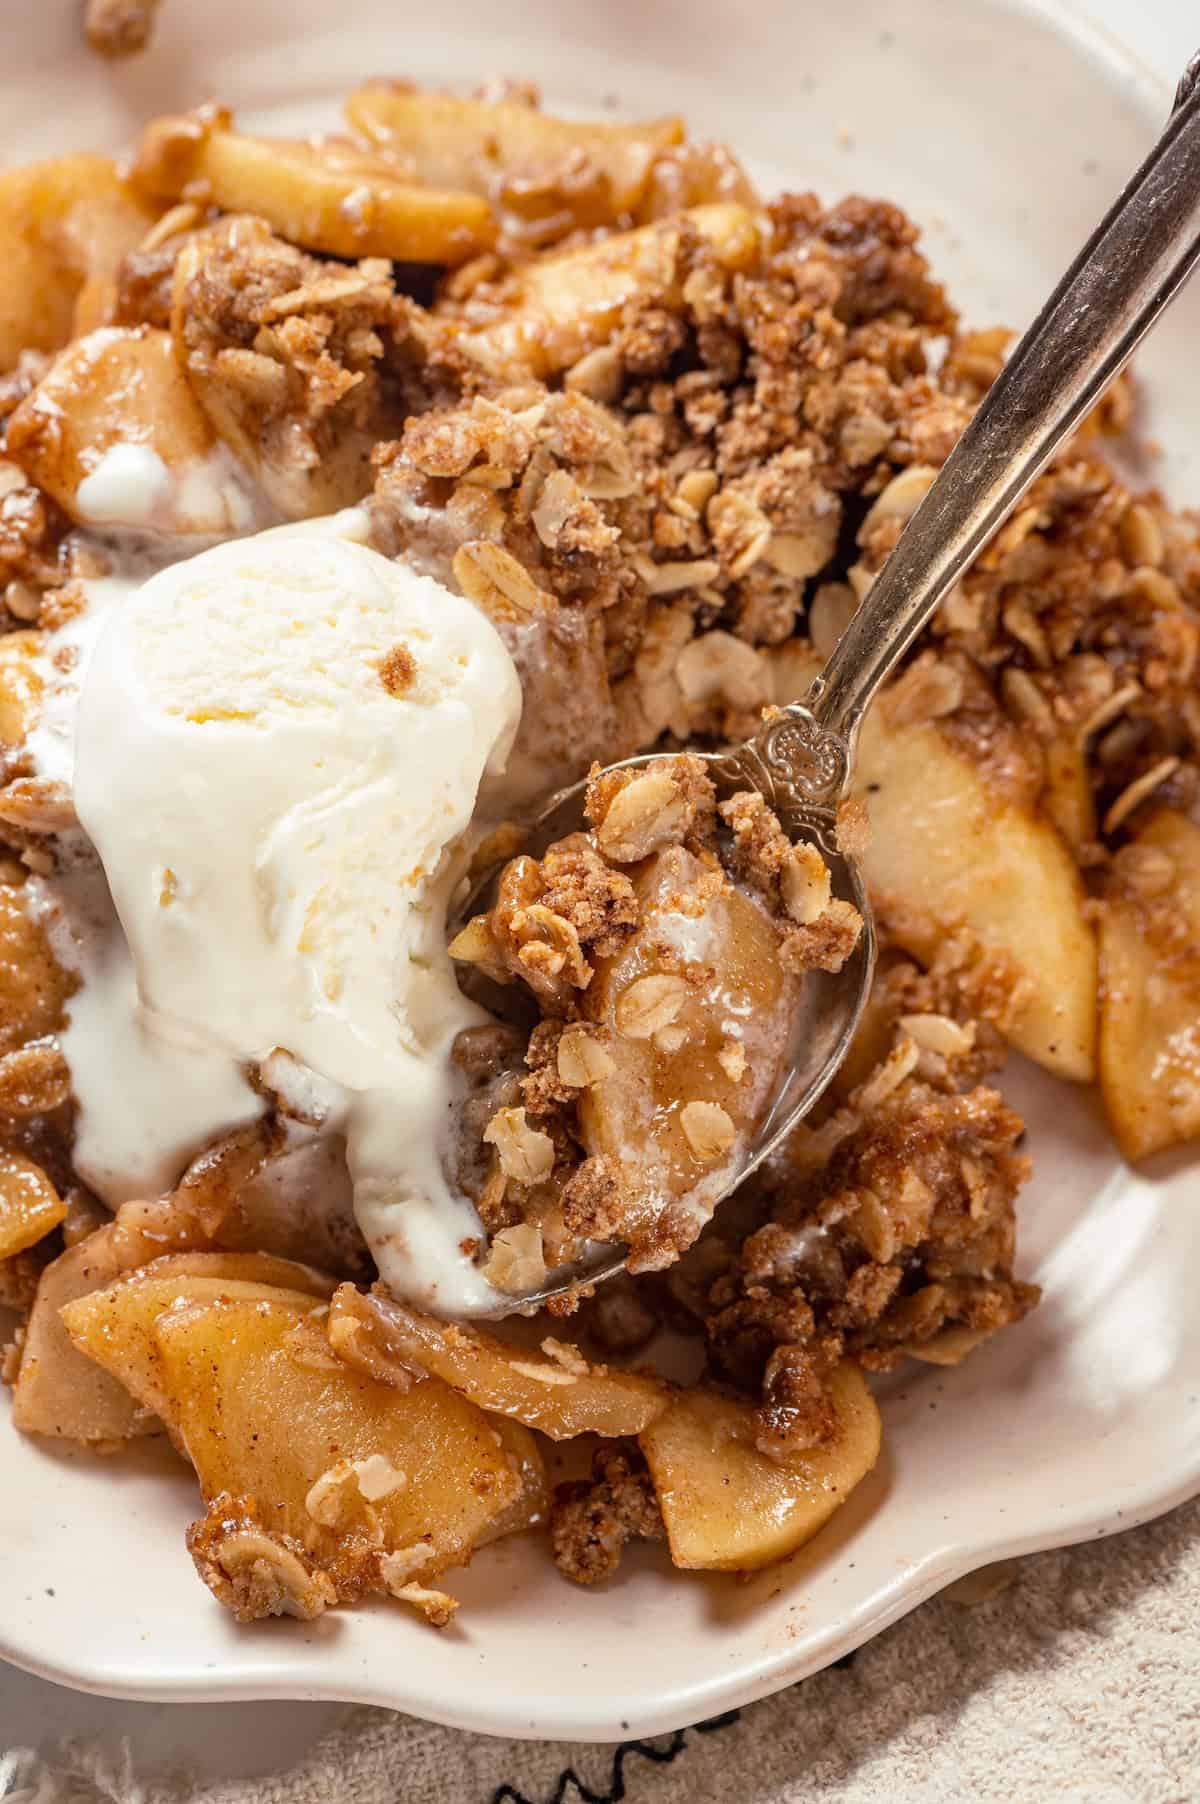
2,0 -> 1199,1743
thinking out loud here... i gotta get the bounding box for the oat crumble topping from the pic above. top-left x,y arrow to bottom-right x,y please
1,73 -> 1196,1618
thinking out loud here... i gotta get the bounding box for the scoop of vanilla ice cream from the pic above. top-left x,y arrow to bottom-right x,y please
71,523 -> 522,1311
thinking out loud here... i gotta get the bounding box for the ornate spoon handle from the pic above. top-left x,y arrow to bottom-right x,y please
743,51 -> 1200,813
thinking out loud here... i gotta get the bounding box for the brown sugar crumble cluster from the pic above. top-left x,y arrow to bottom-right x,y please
698,988 -> 1036,1456
549,1443 -> 665,1586
447,754 -> 862,1290
377,641 -> 417,695
0,77 -> 1197,1618
84,0 -> 163,60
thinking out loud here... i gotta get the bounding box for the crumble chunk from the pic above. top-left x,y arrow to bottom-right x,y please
187,1494 -> 337,1622
371,389 -> 628,798
172,216 -> 452,519
539,835 -> 642,960
560,1154 -> 628,1239
377,643 -> 416,695
550,1444 -> 664,1584
701,1046 -> 1036,1456
586,753 -> 716,862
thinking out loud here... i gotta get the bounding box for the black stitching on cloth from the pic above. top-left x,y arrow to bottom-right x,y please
490,1710 -> 741,1804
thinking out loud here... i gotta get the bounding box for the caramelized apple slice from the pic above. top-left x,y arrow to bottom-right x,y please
855,684 -> 1097,1080
476,1417 -> 549,1544
1099,808 -> 1200,1160
0,879 -> 71,1055
459,204 -> 761,379
0,155 -> 156,371
328,1285 -> 668,1440
640,1363 -> 881,1571
154,1296 -> 521,1583
0,632 -> 44,750
325,1293 -> 549,1543
6,326 -> 245,534
13,1221 -> 325,1445
60,1253 -> 336,1428
13,1222 -> 153,1444
0,1151 -> 64,1260
346,86 -> 683,230
133,114 -> 494,263
579,845 -> 797,1246
636,141 -> 760,220
770,648 -> 1097,1079
12,1119 -> 291,1445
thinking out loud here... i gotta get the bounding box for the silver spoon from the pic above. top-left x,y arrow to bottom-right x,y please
473,51 -> 1200,1312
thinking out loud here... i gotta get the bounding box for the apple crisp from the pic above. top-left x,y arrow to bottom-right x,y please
0,76 -> 1195,1624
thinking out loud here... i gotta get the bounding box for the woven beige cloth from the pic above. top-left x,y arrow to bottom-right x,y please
5,1497 -> 1199,1804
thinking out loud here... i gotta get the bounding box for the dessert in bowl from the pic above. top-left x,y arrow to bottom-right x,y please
1,0 -> 1198,1738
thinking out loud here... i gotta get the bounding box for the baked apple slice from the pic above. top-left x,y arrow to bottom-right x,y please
153,1295 -> 521,1594
345,85 -> 683,231
0,877 -> 71,1054
770,648 -> 1097,1080
16,1237 -> 329,1445
14,1222 -> 158,1445
327,1284 -> 668,1440
1099,807 -> 1200,1160
640,1362 -> 881,1571
855,682 -> 1097,1080
60,1252 -> 335,1429
0,632 -> 44,751
0,154 -> 155,371
579,844 -> 798,1257
0,1151 -> 64,1261
478,1417 -> 549,1543
7,325 -> 243,534
133,112 -> 493,263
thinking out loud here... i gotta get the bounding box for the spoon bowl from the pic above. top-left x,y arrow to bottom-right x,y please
462,717 -> 876,1317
